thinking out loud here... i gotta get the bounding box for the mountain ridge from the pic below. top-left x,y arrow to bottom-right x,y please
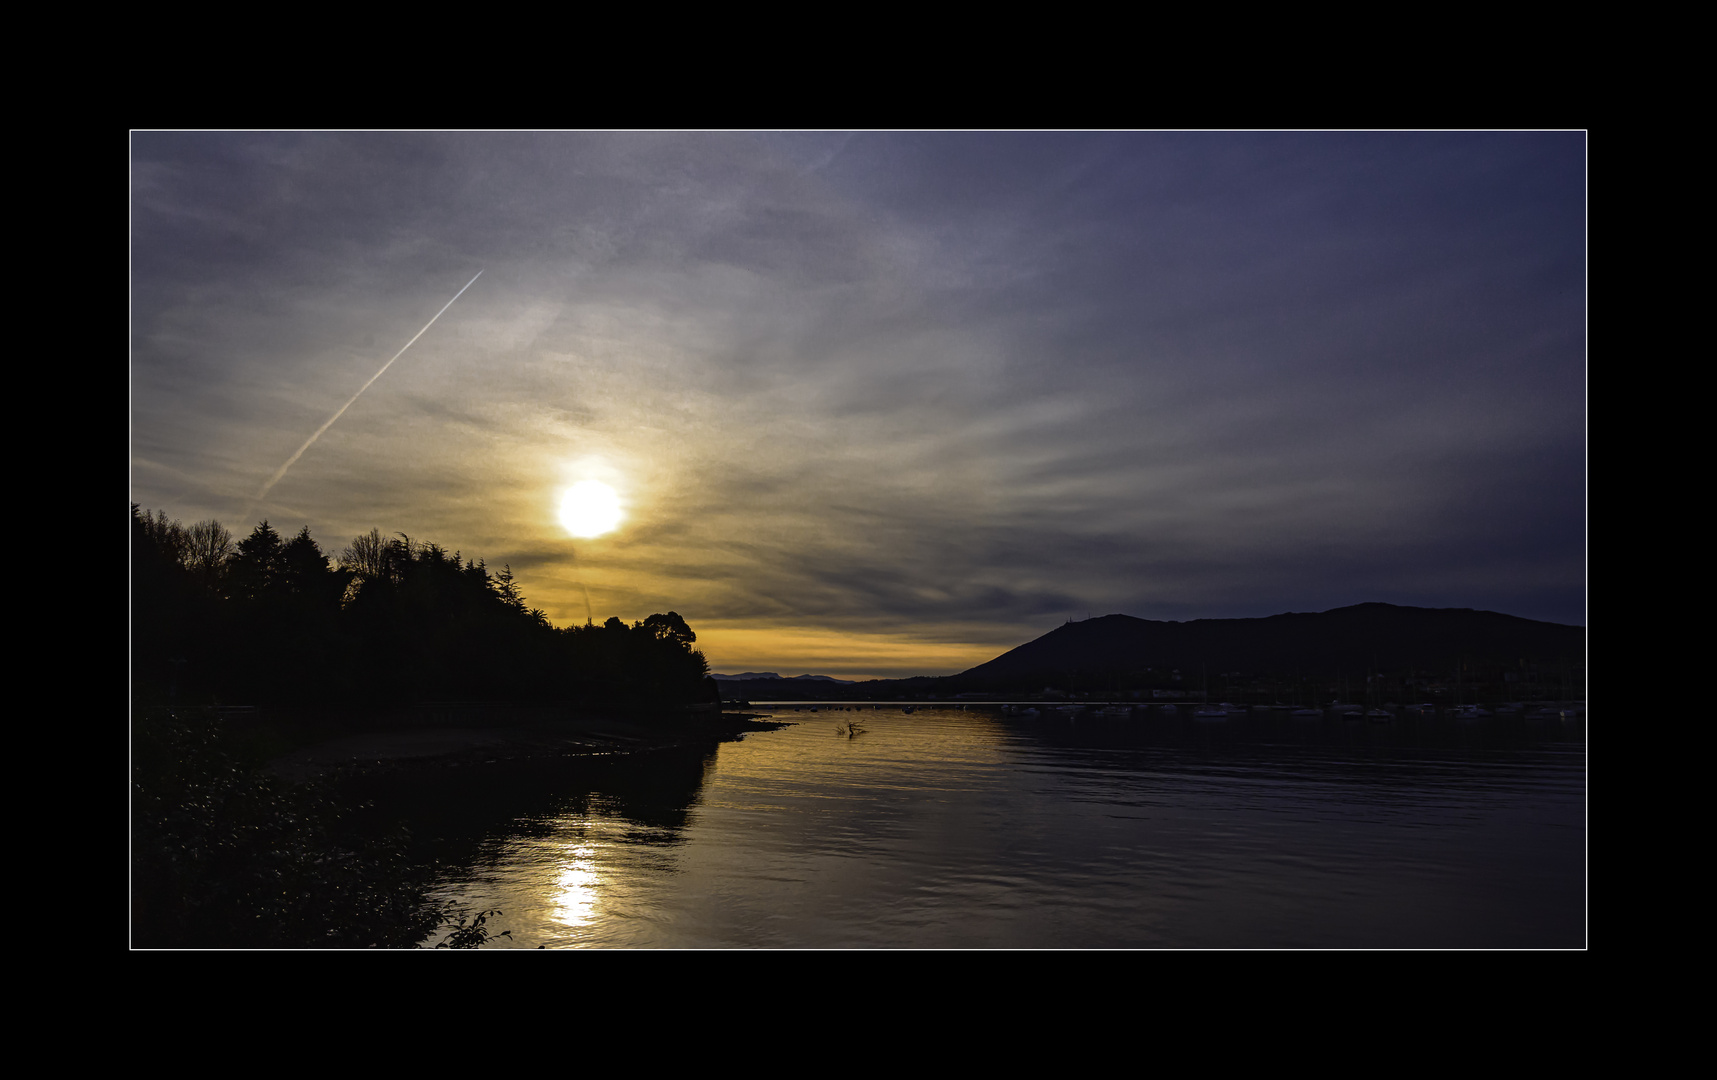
945,602 -> 1583,691
710,672 -> 858,684
712,603 -> 1584,700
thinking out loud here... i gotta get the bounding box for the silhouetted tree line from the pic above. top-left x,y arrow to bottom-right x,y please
131,505 -> 709,708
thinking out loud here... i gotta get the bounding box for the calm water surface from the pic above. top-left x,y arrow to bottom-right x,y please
413,705 -> 1585,948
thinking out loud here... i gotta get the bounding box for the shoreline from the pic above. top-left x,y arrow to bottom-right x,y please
135,705 -> 788,948
263,710 -> 785,785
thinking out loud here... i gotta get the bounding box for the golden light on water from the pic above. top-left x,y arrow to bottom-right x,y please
558,480 -> 623,538
553,844 -> 601,930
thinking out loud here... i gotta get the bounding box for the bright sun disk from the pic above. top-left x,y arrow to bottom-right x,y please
559,480 -> 623,538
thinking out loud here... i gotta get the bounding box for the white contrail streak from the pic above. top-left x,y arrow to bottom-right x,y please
252,270 -> 483,509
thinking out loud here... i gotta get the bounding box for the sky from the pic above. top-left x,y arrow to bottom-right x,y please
130,132 -> 1586,680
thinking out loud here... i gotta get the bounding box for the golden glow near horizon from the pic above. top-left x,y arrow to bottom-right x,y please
695,624 -> 1012,683
558,480 -> 623,538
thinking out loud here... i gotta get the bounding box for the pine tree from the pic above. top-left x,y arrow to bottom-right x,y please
229,521 -> 286,601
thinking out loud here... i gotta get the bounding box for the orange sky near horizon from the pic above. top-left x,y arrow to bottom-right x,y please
690,623 -> 1023,682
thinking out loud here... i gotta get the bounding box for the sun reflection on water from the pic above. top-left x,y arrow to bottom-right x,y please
552,841 -> 602,929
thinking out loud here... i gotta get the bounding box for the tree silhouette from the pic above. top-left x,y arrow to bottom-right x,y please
339,528 -> 389,585
228,521 -> 286,602
641,611 -> 696,647
281,526 -> 349,606
182,520 -> 233,595
133,504 -> 713,710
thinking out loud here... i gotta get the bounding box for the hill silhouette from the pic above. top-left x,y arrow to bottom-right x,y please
943,603 -> 1583,693
712,604 -> 1584,702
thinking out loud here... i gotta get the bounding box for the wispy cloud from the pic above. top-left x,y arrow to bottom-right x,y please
132,132 -> 1585,677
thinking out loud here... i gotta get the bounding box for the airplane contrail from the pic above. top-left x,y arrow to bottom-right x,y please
251,270 -> 483,512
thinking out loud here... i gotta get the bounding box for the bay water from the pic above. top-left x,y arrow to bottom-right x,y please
412,704 -> 1585,949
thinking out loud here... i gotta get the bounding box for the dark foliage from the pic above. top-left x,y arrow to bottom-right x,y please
434,908 -> 512,948
131,709 -> 443,947
130,505 -> 709,709
132,505 -> 715,947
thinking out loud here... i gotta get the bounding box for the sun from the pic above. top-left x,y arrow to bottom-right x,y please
558,481 -> 623,538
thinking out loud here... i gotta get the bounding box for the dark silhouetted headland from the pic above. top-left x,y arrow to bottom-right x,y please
131,506 -> 714,712
131,504 -> 747,948
949,604 -> 1583,692
719,604 -> 1584,701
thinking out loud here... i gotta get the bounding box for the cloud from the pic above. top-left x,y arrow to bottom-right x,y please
132,132 -> 1586,678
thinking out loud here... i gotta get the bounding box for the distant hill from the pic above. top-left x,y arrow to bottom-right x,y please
943,603 -> 1584,692
710,604 -> 1584,701
712,672 -> 857,685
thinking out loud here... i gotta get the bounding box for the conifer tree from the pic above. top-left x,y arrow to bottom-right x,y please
229,521 -> 286,602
